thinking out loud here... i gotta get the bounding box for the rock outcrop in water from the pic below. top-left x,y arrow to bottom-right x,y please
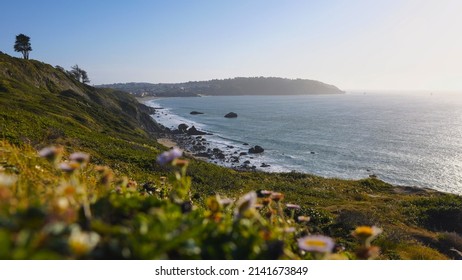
224,112 -> 238,118
248,145 -> 264,154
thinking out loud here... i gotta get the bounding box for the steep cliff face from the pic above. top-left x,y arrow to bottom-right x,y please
0,53 -> 162,147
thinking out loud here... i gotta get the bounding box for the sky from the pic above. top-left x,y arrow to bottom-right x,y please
1,0 -> 461,91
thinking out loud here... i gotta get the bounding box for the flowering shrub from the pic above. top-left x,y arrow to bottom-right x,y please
0,142 -> 385,259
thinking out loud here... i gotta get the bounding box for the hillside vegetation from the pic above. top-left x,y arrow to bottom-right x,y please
1,53 -> 462,260
99,77 -> 344,97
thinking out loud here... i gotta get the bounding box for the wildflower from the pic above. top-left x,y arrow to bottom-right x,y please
297,216 -> 311,222
127,180 -> 138,189
352,226 -> 382,241
257,189 -> 273,197
352,226 -> 383,250
59,161 -> 80,173
260,190 -> 273,196
298,235 -> 335,253
69,152 -> 90,165
234,191 -> 257,217
286,203 -> 301,210
270,192 -> 284,202
95,165 -> 108,173
156,148 -> 182,165
172,158 -> 189,167
284,227 -> 296,233
39,146 -> 63,163
68,225 -> 100,256
0,173 -> 17,188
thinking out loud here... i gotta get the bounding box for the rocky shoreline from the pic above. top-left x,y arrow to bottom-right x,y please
150,107 -> 271,171
162,130 -> 270,171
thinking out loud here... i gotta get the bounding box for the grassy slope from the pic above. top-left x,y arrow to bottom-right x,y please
1,53 -> 461,259
0,54 -> 165,178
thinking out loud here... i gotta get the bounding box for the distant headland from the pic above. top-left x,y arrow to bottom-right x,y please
97,77 -> 344,97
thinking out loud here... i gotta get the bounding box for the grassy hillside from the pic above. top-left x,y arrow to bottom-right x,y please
1,53 -> 461,259
0,53 -> 165,178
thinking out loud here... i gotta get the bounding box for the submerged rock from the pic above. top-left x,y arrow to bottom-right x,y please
190,111 -> 204,115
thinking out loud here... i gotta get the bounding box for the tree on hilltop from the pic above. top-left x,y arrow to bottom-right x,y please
69,64 -> 90,84
14,34 -> 32,60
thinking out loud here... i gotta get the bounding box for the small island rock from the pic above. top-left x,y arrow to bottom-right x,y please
224,112 -> 238,118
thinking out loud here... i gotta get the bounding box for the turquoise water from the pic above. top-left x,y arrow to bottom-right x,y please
147,93 -> 462,194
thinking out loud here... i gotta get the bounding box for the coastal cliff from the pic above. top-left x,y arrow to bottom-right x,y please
0,53 -> 163,144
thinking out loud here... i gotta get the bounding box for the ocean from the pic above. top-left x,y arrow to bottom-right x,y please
146,92 -> 462,195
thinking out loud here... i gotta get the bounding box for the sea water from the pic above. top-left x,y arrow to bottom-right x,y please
147,92 -> 462,194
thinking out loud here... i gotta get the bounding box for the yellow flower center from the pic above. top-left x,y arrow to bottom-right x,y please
304,240 -> 327,247
354,226 -> 373,237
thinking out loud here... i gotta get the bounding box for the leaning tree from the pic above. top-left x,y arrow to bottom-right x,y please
69,65 -> 90,84
14,34 -> 32,60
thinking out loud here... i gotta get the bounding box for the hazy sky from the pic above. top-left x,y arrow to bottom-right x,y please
1,0 -> 461,91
